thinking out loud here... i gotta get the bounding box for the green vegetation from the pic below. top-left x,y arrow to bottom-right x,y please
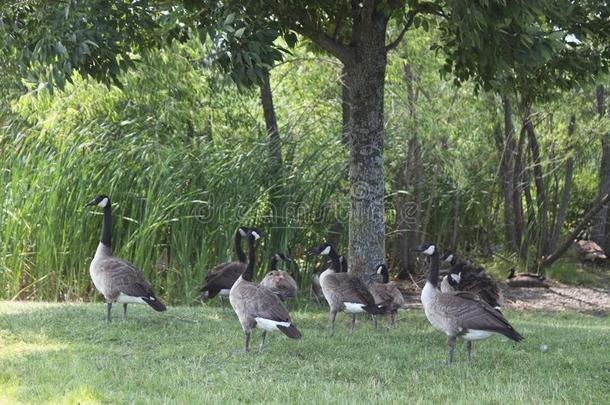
1,301 -> 608,404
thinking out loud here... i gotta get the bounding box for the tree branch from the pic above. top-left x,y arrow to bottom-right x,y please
292,27 -> 352,63
385,11 -> 418,51
542,193 -> 610,268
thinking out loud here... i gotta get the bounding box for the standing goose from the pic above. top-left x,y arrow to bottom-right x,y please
309,243 -> 386,332
312,255 -> 347,302
368,264 -> 405,327
86,195 -> 166,322
201,227 -> 260,308
230,230 -> 301,352
260,253 -> 298,301
414,243 -> 523,364
439,251 -> 503,311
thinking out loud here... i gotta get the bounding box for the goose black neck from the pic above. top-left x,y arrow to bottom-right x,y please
328,248 -> 341,272
270,255 -> 279,270
235,230 -> 246,263
381,269 -> 389,284
427,252 -> 439,287
101,203 -> 112,248
242,237 -> 256,282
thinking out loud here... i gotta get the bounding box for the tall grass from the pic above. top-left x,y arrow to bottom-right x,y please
0,43 -> 347,303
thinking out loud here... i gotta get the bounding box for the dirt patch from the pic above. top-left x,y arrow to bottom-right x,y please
396,280 -> 610,315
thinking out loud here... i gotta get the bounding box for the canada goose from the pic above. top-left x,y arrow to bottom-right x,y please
201,227 -> 260,309
573,237 -> 607,262
506,268 -> 548,288
229,230 -> 301,352
312,255 -> 346,303
86,195 -> 166,322
414,243 -> 523,364
368,264 -> 405,326
309,243 -> 386,332
260,253 -> 298,301
439,251 -> 503,311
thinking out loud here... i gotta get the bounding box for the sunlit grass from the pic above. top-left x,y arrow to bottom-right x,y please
1,301 -> 608,404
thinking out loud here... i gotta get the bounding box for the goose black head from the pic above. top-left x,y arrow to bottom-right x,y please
273,253 -> 293,262
413,243 -> 437,256
308,242 -> 333,256
447,262 -> 465,287
376,263 -> 388,275
239,227 -> 263,241
440,250 -> 456,265
85,195 -> 110,208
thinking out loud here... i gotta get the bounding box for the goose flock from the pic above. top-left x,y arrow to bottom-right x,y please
86,194 -> 524,362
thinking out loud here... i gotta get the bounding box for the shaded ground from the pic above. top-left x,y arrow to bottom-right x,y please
397,280 -> 610,314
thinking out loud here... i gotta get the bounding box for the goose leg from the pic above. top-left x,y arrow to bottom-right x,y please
106,302 -> 112,323
244,331 -> 251,353
390,311 -> 396,326
374,315 -> 378,329
466,340 -> 473,362
123,304 -> 128,319
259,332 -> 267,351
351,314 -> 356,332
330,310 -> 337,333
220,296 -> 225,311
447,336 -> 457,365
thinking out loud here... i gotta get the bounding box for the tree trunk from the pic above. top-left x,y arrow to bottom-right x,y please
341,65 -> 351,146
593,85 -> 610,251
549,115 -> 576,251
513,125 -> 527,258
395,63 -> 421,279
497,95 -> 519,252
260,70 -> 285,249
525,109 -> 549,262
344,8 -> 388,277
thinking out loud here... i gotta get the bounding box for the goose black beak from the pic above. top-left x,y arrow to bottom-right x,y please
411,244 -> 427,252
85,199 -> 97,207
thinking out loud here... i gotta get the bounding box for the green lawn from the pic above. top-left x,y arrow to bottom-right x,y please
1,301 -> 609,404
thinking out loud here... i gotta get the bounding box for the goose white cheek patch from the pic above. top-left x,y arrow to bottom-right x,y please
251,231 -> 261,240
423,245 -> 435,255
320,246 -> 331,255
98,197 -> 109,208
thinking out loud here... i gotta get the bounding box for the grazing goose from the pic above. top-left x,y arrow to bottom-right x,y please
260,253 -> 298,301
201,227 -> 260,308
229,230 -> 301,352
439,251 -> 503,311
506,268 -> 547,288
368,264 -> 405,327
414,243 -> 523,364
86,195 -> 166,322
309,243 -> 386,332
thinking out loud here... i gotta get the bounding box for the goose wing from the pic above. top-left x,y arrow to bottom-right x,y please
369,283 -> 395,305
437,292 -> 522,340
238,284 -> 292,322
326,273 -> 376,306
98,257 -> 156,298
260,271 -> 298,300
202,262 -> 245,291
459,272 -> 502,308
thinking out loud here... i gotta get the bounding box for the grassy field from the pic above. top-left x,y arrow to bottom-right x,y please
1,301 -> 609,404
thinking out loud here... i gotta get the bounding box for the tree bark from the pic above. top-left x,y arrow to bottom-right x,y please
395,63 -> 422,279
341,65 -> 351,146
260,70 -> 285,248
592,85 -> 610,252
525,110 -> 549,260
497,95 -> 519,252
549,115 -> 576,251
344,5 -> 388,277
